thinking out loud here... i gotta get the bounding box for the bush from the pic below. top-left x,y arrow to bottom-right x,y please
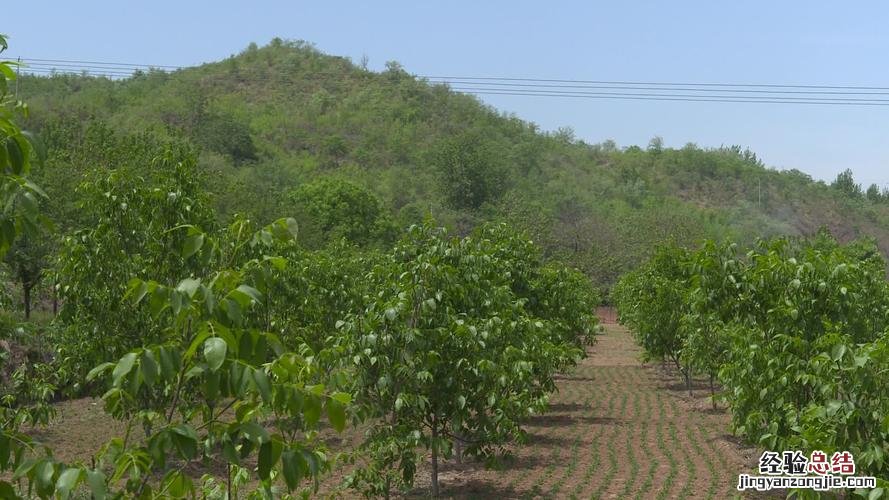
290,178 -> 396,248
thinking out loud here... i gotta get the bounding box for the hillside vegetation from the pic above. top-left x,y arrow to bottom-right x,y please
17,39 -> 889,291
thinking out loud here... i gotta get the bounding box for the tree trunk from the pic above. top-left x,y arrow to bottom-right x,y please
52,283 -> 58,316
431,415 -> 440,497
709,373 -> 717,410
684,368 -> 691,397
455,436 -> 463,464
228,463 -> 235,500
23,283 -> 31,320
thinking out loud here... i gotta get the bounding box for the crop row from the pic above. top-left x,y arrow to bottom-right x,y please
614,231 -> 889,496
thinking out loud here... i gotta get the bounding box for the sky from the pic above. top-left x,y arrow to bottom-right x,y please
5,1 -> 889,185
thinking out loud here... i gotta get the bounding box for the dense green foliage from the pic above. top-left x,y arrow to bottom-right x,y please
290,178 -> 396,248
0,34 -> 46,259
15,40 -> 889,296
54,148 -> 218,383
615,233 -> 889,495
0,148 -> 599,498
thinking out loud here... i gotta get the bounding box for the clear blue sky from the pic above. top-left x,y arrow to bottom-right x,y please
6,1 -> 889,185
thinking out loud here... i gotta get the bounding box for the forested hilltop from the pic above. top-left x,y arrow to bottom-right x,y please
18,39 -> 889,290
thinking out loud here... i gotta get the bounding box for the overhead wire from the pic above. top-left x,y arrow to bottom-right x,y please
12,56 -> 889,106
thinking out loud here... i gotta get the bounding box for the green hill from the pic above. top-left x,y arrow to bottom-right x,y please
17,39 -> 889,291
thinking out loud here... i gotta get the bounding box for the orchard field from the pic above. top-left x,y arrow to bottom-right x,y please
27,322 -> 768,499
1,32 -> 888,500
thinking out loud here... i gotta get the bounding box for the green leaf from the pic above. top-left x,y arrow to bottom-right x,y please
222,438 -> 240,466
203,370 -> 220,401
176,278 -> 201,297
170,425 -> 198,459
252,368 -> 272,402
158,346 -> 179,378
129,279 -> 150,304
854,354 -> 869,368
281,450 -> 304,490
184,328 -> 213,361
385,308 -> 397,321
203,337 -> 227,372
6,137 -> 24,175
182,233 -> 205,259
56,467 -> 83,500
223,298 -> 243,324
257,440 -> 283,480
831,343 -> 847,361
163,470 -> 192,497
12,457 -> 37,480
327,399 -> 346,432
0,481 -> 17,500
170,290 -> 183,316
140,351 -> 158,386
85,469 -> 107,500
35,460 -> 54,491
240,421 -> 270,444
284,217 -> 299,238
331,392 -> 352,405
231,284 -> 262,306
86,362 -> 115,382
258,441 -> 272,479
303,396 -> 322,427
112,353 -> 138,386
266,256 -> 287,271
0,434 -> 9,469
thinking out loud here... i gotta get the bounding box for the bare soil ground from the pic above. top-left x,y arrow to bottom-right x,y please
394,324 -> 769,499
30,325 -> 771,498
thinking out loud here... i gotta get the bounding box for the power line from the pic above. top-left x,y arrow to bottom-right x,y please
451,89 -> 889,106
428,79 -> 889,96
22,62 -> 889,96
20,68 -> 889,106
19,57 -> 182,70
15,56 -> 889,91
24,66 -> 136,77
14,56 -> 889,107
448,87 -> 889,103
423,75 -> 889,91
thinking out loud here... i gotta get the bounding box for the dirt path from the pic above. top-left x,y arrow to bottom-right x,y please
420,324 -> 766,499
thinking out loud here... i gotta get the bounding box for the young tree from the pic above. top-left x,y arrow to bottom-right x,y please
1,217 -> 354,498
290,178 -> 396,248
431,132 -> 506,211
831,168 -> 862,198
54,146 -> 217,382
343,223 -> 596,497
679,240 -> 743,406
3,233 -> 50,319
647,135 -> 664,154
866,182 -> 883,202
614,244 -> 695,392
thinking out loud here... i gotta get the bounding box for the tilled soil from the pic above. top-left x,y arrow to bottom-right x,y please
405,324 -> 770,499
